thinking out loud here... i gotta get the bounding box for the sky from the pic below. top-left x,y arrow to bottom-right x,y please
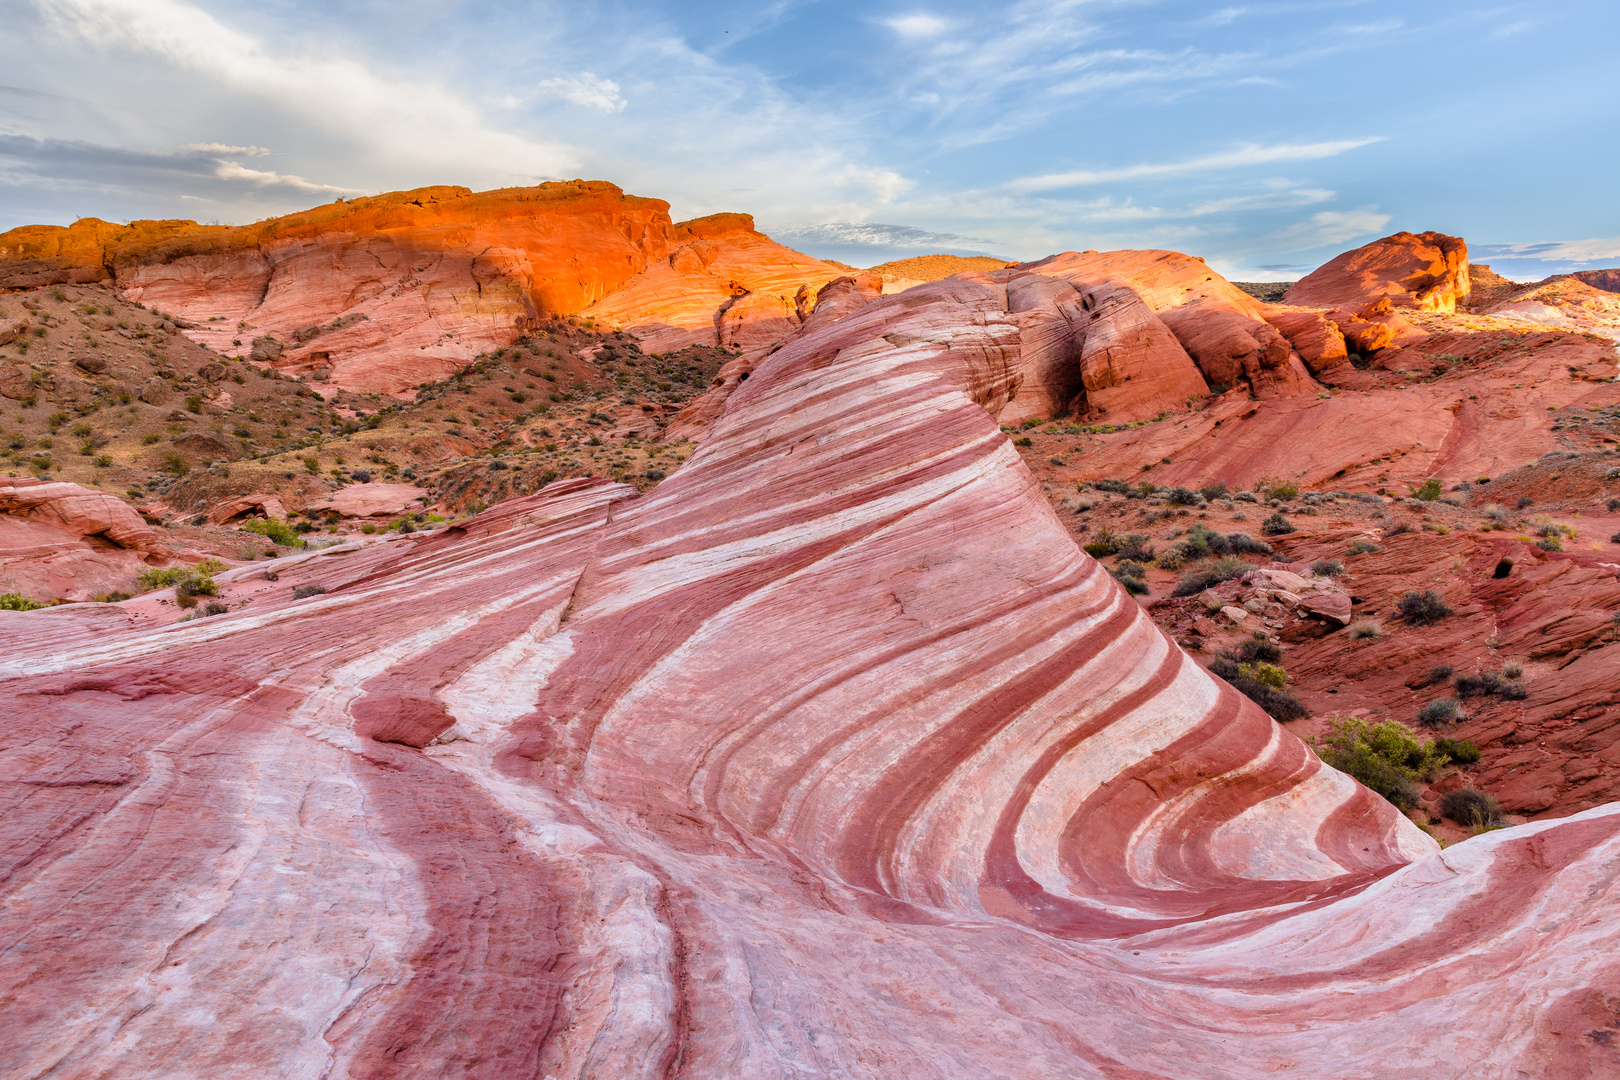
2,0 -> 1618,281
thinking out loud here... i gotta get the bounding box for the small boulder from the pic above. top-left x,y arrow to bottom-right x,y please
138,377 -> 173,405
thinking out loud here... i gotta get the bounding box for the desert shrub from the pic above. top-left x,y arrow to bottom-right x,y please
175,575 -> 218,599
1013,436 -> 1032,447
1083,526 -> 1119,558
1210,649 -> 1309,720
1199,481 -> 1228,501
1609,498 -> 1620,512
1113,533 -> 1155,561
1172,555 -> 1251,597
303,456 -> 320,474
1314,718 -> 1445,809
199,601 -> 229,617
242,517 -> 305,547
1424,664 -> 1454,686
1258,478 -> 1300,500
1309,558 -> 1345,577
351,469 -> 371,483
1093,477 -> 1131,495
1172,523 -> 1230,560
1111,561 -> 1150,596
1227,637 -> 1283,663
1432,737 -> 1481,765
1348,618 -> 1383,640
1536,535 -> 1563,552
0,592 -> 45,611
1166,487 -> 1200,505
1417,698 -> 1463,726
291,584 -> 328,600
1260,512 -> 1294,536
1155,548 -> 1184,571
1347,539 -> 1381,556
137,559 -> 224,596
1440,788 -> 1501,829
1502,661 -> 1524,679
1411,478 -> 1442,501
1225,532 -> 1272,555
1397,589 -> 1451,625
1386,520 -> 1413,536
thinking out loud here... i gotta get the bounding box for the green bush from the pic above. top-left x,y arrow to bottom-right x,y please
1440,788 -> 1500,829
1432,736 -> 1480,764
0,592 -> 45,611
137,559 -> 225,595
242,517 -> 305,547
1314,718 -> 1446,809
1210,647 -> 1307,720
1260,512 -> 1294,536
1411,478 -> 1442,501
1310,558 -> 1345,577
1347,539 -> 1382,556
1111,561 -> 1150,596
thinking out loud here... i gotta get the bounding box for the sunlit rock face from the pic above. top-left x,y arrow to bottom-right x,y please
4,275 -> 1618,1079
0,185 -> 847,396
1285,230 -> 1472,313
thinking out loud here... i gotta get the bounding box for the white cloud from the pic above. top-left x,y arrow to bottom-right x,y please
1006,139 -> 1384,193
885,13 -> 951,39
34,0 -> 576,184
537,72 -> 627,114
1269,208 -> 1392,247
180,142 -> 268,156
212,160 -> 357,195
1474,238 -> 1620,262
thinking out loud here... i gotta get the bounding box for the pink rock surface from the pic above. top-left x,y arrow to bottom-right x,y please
303,482 -> 428,518
3,272 -> 1618,1078
0,478 -> 163,601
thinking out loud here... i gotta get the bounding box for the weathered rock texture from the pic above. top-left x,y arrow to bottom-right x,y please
0,478 -> 165,600
0,185 -> 846,395
1286,230 -> 1472,313
3,279 -> 1618,1079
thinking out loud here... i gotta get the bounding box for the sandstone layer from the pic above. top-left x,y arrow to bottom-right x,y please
3,273 -> 1618,1078
0,185 -> 846,395
1286,230 -> 1472,312
0,478 -> 167,601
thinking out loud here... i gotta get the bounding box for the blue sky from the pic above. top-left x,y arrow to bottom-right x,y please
2,0 -> 1617,281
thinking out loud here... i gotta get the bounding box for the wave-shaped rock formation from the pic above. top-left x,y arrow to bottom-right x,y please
0,183 -> 846,395
5,273 -> 1618,1078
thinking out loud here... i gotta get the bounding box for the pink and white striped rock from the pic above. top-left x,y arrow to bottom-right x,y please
2,276 -> 1618,1078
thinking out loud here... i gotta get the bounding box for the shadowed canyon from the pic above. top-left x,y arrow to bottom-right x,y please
3,184 -> 1620,1078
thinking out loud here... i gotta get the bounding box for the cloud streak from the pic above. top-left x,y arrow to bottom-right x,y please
1006,139 -> 1384,193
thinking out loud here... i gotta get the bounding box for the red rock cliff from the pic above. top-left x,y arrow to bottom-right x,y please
0,184 -> 845,395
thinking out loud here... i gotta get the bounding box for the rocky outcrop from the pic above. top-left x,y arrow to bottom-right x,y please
1266,309 -> 1350,377
1573,268 -> 1620,293
303,482 -> 428,519
1286,230 -> 1471,312
579,213 -> 850,359
3,271 -> 1617,1078
1022,249 -> 1322,398
0,478 -> 163,601
0,185 -> 846,396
